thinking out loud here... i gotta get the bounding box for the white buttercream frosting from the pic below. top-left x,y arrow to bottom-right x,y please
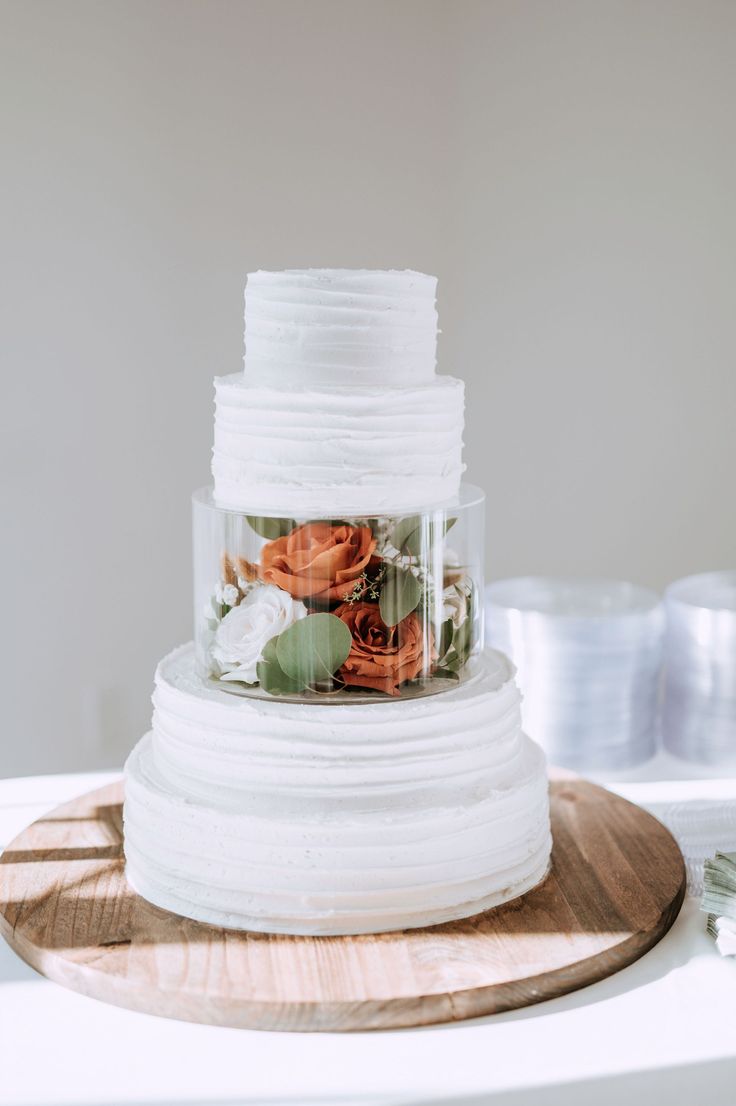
123,644 -> 552,935
212,372 -> 465,514
211,268 -> 465,514
244,269 -> 438,387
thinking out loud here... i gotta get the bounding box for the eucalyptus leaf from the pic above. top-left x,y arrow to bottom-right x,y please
261,638 -> 279,665
276,613 -> 352,685
391,515 -> 458,557
431,668 -> 460,681
457,614 -> 472,649
379,565 -> 421,627
452,617 -> 473,666
256,638 -> 306,695
390,515 -> 422,552
246,515 -> 296,540
257,662 -> 305,695
437,618 -> 454,662
445,650 -> 464,673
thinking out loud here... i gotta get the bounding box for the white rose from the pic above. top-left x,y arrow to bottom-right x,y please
212,585 -> 307,684
443,584 -> 468,629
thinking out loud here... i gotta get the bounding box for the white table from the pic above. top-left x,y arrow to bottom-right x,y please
2,771 -> 736,1106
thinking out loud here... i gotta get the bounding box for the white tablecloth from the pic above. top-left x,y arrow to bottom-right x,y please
2,769 -> 736,1106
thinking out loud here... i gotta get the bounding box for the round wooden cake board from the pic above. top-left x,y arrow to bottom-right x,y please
0,774 -> 685,1032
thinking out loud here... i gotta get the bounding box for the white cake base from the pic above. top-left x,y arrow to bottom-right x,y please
123,645 -> 551,936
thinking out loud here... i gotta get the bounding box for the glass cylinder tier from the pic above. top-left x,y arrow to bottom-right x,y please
486,577 -> 664,771
662,570 -> 736,764
193,485 -> 485,703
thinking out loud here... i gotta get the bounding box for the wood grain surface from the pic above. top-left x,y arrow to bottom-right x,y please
0,776 -> 685,1031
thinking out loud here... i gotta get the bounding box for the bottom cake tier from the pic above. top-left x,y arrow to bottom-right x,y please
123,644 -> 552,935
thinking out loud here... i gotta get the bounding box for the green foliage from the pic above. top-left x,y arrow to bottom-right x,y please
275,613 -> 352,686
379,565 -> 421,627
390,515 -> 457,557
435,587 -> 475,675
437,618 -> 454,663
390,515 -> 423,554
341,568 -> 384,605
256,639 -> 305,695
245,515 -> 296,540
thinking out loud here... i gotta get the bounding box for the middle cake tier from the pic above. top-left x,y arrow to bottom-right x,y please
212,373 -> 466,515
123,644 -> 552,936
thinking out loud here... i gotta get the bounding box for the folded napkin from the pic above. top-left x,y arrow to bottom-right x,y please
706,914 -> 736,956
699,851 -> 736,955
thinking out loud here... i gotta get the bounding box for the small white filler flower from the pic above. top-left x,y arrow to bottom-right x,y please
222,583 -> 240,607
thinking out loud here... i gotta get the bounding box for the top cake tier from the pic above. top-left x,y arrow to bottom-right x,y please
212,268 -> 465,515
243,269 -> 438,387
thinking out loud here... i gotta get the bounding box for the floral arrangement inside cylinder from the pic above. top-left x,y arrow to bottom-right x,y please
193,489 -> 484,702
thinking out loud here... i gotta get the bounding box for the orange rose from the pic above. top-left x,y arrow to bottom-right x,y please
334,601 -> 429,696
260,522 -> 376,604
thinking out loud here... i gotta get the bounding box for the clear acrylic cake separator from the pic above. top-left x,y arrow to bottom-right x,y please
193,484 -> 485,704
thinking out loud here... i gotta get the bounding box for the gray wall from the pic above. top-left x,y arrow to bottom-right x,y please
2,0 -> 735,776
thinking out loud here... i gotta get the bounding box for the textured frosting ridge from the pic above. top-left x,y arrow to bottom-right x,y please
211,268 -> 465,514
123,644 -> 552,935
212,372 -> 465,513
244,269 -> 438,387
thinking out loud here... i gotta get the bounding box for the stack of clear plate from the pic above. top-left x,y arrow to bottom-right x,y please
485,577 -> 664,771
662,570 -> 736,765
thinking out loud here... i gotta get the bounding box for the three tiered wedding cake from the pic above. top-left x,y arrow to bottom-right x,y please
123,269 -> 551,935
